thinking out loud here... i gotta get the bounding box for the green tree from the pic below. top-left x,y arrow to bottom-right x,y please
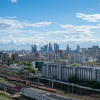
68,75 -> 79,83
4,89 -> 6,94
61,56 -> 68,60
18,61 -> 26,65
27,63 -> 32,66
85,61 -> 96,64
24,66 -> 37,74
11,61 -> 15,64
70,63 -> 80,67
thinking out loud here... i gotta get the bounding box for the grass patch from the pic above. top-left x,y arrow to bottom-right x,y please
0,92 -> 14,100
56,89 -> 100,100
0,79 -> 15,86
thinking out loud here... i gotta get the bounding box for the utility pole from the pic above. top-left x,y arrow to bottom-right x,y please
72,84 -> 73,93
68,84 -> 70,92
80,88 -> 81,96
49,79 -> 50,87
38,76 -> 39,83
52,80 -> 53,88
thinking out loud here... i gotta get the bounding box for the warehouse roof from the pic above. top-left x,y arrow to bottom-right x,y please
24,88 -> 48,94
12,86 -> 22,91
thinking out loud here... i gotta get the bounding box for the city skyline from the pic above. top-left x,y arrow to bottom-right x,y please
1,0 -> 100,50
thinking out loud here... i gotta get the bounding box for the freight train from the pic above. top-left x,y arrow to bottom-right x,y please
6,77 -> 56,93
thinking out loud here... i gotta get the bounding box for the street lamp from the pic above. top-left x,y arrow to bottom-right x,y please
24,70 -> 27,81
37,74 -> 40,83
49,76 -> 54,88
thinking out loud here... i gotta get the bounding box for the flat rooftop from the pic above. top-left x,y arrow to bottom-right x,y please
24,88 -> 48,94
24,88 -> 78,100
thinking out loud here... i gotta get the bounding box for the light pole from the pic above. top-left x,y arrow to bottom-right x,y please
52,79 -> 53,89
49,76 -> 53,87
80,87 -> 81,96
72,84 -> 73,93
49,77 -> 50,87
38,75 -> 39,83
24,70 -> 27,81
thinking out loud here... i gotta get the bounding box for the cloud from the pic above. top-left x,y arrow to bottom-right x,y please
23,22 -> 52,27
76,13 -> 100,22
0,17 -> 51,29
0,18 -> 23,29
4,16 -> 17,19
60,24 -> 100,36
0,36 -> 99,46
88,8 -> 94,11
11,0 -> 17,2
0,29 -> 99,50
0,29 -> 40,34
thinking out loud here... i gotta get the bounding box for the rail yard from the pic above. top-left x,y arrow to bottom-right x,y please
0,65 -> 99,99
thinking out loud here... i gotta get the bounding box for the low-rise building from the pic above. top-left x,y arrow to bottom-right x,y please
24,88 -> 73,100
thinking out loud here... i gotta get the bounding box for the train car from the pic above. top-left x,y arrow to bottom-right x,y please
30,83 -> 56,93
7,77 -> 56,93
7,77 -> 13,80
13,78 -> 18,81
31,82 -> 44,86
19,79 -> 23,82
0,65 -> 8,68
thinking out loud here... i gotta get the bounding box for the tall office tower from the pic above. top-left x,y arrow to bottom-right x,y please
49,43 -> 53,52
34,45 -> 37,53
57,44 -> 59,50
47,44 -> 49,52
54,43 -> 59,51
44,45 -> 47,52
22,49 -> 26,54
77,45 -> 80,52
0,52 -> 3,59
31,45 -> 34,53
31,45 -> 37,53
69,48 -> 71,52
40,47 -> 43,52
92,46 -> 98,52
67,45 -> 69,53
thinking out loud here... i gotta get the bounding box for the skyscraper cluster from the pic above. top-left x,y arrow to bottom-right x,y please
40,43 -> 59,52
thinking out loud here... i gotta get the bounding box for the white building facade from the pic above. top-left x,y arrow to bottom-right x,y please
42,64 -> 100,82
47,52 -> 60,61
68,52 -> 85,64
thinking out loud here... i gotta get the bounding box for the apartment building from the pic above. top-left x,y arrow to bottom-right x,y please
42,64 -> 100,82
47,52 -> 60,61
68,52 -> 85,64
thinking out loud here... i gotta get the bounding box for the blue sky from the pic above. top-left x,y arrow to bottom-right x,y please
0,0 -> 100,50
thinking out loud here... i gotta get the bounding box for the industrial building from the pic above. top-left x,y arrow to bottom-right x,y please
24,88 -> 75,100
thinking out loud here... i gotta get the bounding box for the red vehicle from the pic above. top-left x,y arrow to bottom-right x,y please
6,77 -> 56,93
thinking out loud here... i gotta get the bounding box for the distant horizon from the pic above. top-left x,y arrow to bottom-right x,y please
0,44 -> 99,51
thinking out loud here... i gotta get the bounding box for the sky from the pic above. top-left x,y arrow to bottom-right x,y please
0,0 -> 100,50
